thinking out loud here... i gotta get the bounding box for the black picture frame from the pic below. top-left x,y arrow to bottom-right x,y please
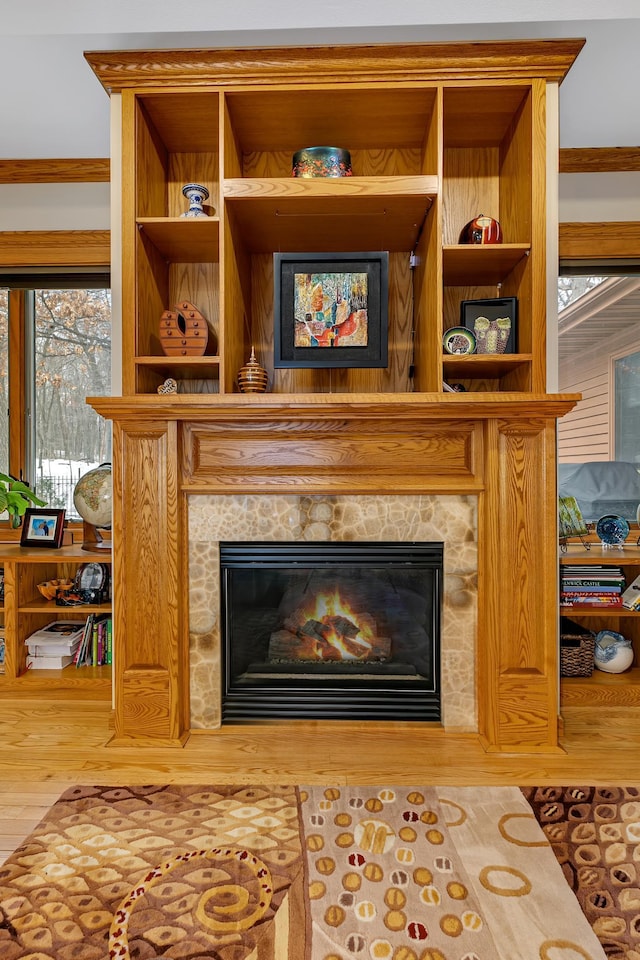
20,508 -> 66,549
274,251 -> 389,368
459,297 -> 518,354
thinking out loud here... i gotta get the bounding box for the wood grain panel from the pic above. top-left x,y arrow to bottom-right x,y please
169,261 -> 219,350
169,152 -> 219,218
113,421 -> 186,743
527,80 -> 547,391
559,146 -> 640,174
137,218 -> 219,263
499,83 -> 533,245
0,158 -> 109,183
0,231 -> 110,267
240,148 -> 426,178
442,147 -> 499,246
136,98 -> 168,218
193,430 -> 473,473
121,92 -> 139,395
491,675 -> 558,751
224,89 -> 437,154
220,212 -> 253,393
559,222 -> 640,260
136,230 -> 170,359
135,93 -> 219,154
478,417 -> 560,750
121,667 -> 172,739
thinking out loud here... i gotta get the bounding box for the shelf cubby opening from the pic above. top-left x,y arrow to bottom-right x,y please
223,86 -> 438,178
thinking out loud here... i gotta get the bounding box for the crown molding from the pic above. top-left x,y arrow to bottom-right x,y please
85,38 -> 585,92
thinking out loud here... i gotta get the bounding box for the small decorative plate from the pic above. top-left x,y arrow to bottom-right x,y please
443,327 -> 476,355
596,514 -> 630,546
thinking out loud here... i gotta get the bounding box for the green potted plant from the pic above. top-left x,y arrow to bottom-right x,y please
0,473 -> 46,528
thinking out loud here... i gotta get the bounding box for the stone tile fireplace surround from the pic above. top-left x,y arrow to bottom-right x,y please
188,494 -> 477,730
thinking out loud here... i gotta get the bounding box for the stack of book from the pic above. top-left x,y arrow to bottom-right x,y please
25,620 -> 86,669
0,623 -> 5,675
560,565 -> 625,607
75,613 -> 112,668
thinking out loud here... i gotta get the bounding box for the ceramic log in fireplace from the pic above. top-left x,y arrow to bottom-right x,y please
220,541 -> 442,721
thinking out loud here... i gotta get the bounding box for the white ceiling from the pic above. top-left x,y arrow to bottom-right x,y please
1,2 -> 639,159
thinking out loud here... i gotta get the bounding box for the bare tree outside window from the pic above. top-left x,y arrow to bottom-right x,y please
558,275 -> 605,312
34,288 -> 111,514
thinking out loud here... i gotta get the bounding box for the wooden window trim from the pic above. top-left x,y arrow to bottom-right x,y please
0,229 -> 110,539
559,222 -> 640,260
0,231 -> 110,268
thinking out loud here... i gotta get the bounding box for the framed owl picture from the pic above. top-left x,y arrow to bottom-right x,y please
459,297 -> 518,355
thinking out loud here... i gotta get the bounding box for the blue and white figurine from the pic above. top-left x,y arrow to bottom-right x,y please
181,183 -> 210,218
594,630 -> 634,673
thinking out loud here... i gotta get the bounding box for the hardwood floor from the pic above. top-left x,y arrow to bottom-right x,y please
2,692 -> 640,862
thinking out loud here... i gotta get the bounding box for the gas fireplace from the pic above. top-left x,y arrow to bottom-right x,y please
220,541 -> 442,721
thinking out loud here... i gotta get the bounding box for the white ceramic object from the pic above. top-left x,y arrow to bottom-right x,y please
594,630 -> 634,673
180,183 -> 209,218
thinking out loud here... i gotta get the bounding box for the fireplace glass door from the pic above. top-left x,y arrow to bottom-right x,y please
220,541 -> 442,721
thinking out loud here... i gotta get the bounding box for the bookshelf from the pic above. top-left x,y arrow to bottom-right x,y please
560,544 -> 640,707
0,544 -> 112,696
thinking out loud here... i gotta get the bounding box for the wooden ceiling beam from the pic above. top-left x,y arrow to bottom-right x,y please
0,159 -> 109,184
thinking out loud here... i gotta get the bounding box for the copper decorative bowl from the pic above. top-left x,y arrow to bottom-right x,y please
37,579 -> 74,601
292,146 -> 352,178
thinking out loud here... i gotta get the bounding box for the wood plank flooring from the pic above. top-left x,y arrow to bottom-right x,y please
2,692 -> 640,861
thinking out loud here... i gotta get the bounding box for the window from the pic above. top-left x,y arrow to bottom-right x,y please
0,289 -> 7,470
0,275 -> 111,520
614,349 -> 640,463
557,263 -> 640,464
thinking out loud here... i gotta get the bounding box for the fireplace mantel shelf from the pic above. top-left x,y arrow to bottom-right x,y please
90,392 -> 580,422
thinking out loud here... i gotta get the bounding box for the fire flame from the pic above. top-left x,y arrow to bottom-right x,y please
302,588 -> 373,660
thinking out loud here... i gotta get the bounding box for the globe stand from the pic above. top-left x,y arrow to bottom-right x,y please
81,521 -> 111,551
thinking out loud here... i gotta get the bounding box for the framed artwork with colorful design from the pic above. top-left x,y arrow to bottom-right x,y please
274,252 -> 389,368
460,297 -> 518,355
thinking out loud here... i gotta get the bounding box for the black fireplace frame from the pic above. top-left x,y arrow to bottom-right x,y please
220,541 -> 442,722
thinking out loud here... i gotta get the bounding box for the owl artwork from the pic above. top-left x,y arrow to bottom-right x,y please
473,315 -> 511,354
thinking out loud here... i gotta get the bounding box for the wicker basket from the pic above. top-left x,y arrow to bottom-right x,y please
560,617 -> 595,677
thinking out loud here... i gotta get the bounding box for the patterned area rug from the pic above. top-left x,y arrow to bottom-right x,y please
0,784 -> 606,960
523,786 -> 640,960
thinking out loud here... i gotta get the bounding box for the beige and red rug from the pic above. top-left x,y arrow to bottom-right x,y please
0,783 -> 615,959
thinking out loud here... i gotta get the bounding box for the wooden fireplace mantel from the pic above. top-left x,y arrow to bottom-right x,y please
90,392 -> 578,752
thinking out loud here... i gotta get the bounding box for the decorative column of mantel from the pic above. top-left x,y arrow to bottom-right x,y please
90,393 -> 578,750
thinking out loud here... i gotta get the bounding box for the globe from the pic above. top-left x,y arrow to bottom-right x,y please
73,463 -> 112,550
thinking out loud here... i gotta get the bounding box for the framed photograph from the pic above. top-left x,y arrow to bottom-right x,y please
459,297 -> 518,354
20,508 -> 66,549
274,251 -> 389,368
